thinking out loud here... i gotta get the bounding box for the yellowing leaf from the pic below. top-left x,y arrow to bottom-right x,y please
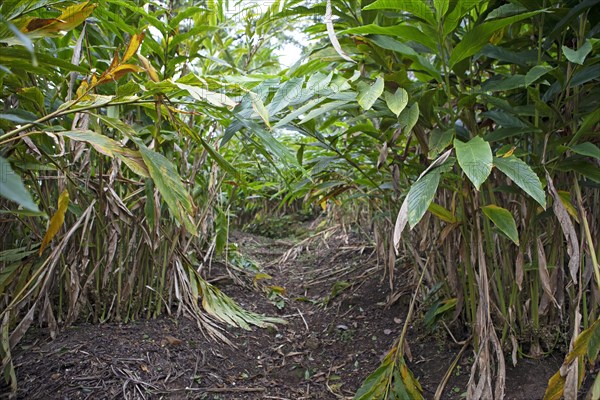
122,32 -> 146,63
75,80 -> 89,98
253,272 -> 273,287
427,202 -> 457,223
138,54 -> 160,82
22,2 -> 96,35
558,191 -> 579,223
52,2 -> 97,32
543,370 -> 565,400
96,64 -> 143,85
22,18 -> 62,33
501,146 -> 516,158
39,190 -> 70,255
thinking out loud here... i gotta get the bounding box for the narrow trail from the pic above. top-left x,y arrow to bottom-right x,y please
7,229 -> 563,399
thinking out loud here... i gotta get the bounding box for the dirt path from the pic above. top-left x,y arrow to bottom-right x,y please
6,229 -> 565,399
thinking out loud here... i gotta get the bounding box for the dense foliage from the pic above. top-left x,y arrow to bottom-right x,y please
1,0 -> 598,398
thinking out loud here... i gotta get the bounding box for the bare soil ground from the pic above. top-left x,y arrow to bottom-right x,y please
3,227 -> 588,399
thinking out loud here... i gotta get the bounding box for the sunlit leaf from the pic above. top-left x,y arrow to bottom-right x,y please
122,31 -> 145,63
357,76 -> 384,110
249,91 -> 270,127
385,88 -> 408,117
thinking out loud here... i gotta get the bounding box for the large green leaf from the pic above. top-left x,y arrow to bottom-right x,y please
570,142 -> 600,160
59,130 -> 149,177
493,156 -> 546,209
448,11 -> 542,68
482,205 -> 519,245
398,102 -> 419,133
342,24 -> 437,51
385,88 -> 409,117
454,136 -> 492,190
0,156 -> 41,213
363,0 -> 436,26
562,40 -> 592,65
407,170 -> 441,228
357,76 -> 384,110
138,144 -> 197,236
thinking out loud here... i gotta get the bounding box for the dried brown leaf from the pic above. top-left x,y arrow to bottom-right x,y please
546,172 -> 580,282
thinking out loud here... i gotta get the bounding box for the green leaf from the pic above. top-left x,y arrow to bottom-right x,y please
407,170 -> 441,228
569,111 -> 600,146
482,205 -> 519,245
454,136 -> 493,190
342,24 -> 437,51
354,357 -> 394,399
249,91 -> 270,127
562,40 -> 592,65
448,11 -> 542,68
493,156 -> 546,209
363,0 -> 436,26
357,76 -> 384,110
428,129 -> 453,158
0,156 -> 41,213
570,142 -> 600,160
433,0 -> 449,20
138,143 -> 197,236
398,102 -> 419,134
385,88 -> 409,117
59,130 -> 149,177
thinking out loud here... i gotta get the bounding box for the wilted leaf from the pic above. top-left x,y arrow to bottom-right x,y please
546,173 -> 579,282
324,0 -> 355,63
96,64 -> 144,85
557,191 -> 579,223
160,335 -> 182,347
21,2 -> 96,36
122,31 -> 145,62
393,197 -> 409,253
39,190 -> 69,255
138,53 -> 160,82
